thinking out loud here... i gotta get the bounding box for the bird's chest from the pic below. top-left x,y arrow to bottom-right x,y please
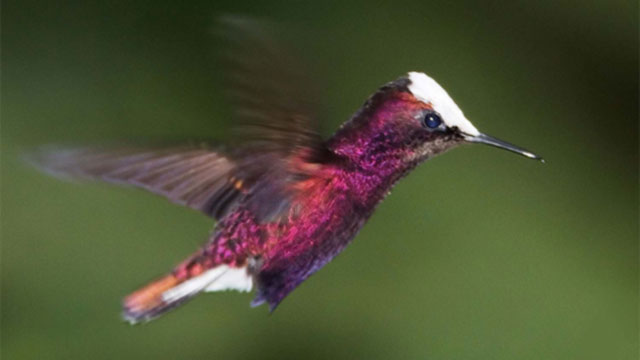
262,183 -> 366,265
208,175 -> 370,267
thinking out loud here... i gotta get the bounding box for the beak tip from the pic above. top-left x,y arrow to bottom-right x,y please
524,152 -> 545,163
468,133 -> 543,162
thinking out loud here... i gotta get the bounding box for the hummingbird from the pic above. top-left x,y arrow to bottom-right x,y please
30,18 -> 542,324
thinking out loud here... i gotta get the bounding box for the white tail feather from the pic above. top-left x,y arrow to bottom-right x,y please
161,265 -> 252,304
205,266 -> 253,292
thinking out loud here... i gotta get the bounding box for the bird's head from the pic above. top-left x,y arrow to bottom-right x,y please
329,72 -> 542,171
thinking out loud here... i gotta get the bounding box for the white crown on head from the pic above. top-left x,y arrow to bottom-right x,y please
407,72 -> 479,137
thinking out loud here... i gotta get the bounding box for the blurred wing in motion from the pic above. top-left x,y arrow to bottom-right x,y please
28,144 -> 245,219
218,16 -> 325,160
29,17 -> 329,222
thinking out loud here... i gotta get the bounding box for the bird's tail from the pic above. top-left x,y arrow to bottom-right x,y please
122,252 -> 254,324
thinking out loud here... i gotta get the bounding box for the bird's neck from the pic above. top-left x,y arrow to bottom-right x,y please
326,128 -> 418,209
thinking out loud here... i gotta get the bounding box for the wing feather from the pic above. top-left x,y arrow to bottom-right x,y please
28,145 -> 241,218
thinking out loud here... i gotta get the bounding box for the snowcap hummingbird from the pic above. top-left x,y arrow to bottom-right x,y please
30,18 -> 543,323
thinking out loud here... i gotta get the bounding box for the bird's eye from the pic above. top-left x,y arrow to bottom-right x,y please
423,112 -> 442,129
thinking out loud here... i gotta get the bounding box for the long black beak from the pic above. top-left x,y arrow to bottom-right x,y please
466,133 -> 544,162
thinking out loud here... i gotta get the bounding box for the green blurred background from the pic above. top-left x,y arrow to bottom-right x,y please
2,1 -> 637,359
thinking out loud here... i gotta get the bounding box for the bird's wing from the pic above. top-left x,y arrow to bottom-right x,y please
30,18 -> 328,222
219,16 -> 325,160
28,144 -> 248,219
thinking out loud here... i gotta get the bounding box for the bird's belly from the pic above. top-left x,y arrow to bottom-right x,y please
253,192 -> 370,309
